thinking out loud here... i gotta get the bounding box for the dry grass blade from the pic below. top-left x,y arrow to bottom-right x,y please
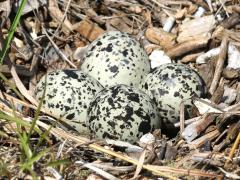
10,66 -> 38,106
1,0 -> 239,178
145,165 -> 223,178
46,167 -> 63,180
48,0 -> 73,33
52,0 -> 72,36
91,163 -> 135,172
43,28 -> 77,69
0,92 -> 221,179
37,120 -> 179,179
2,92 -> 37,110
0,105 -> 177,180
132,148 -> 146,179
76,160 -> 120,180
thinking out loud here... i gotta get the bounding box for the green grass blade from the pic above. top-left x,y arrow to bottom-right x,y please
47,159 -> 70,167
25,167 -> 37,180
27,74 -> 47,141
18,132 -> 32,159
0,0 -> 27,63
33,124 -> 52,155
0,111 -> 42,134
21,146 -> 54,170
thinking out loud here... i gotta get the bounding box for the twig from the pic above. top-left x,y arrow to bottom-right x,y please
0,95 -> 177,180
53,0 -> 72,36
2,92 -> 37,110
223,101 -> 240,112
179,101 -> 185,134
219,0 -> 229,17
42,28 -> 77,69
218,167 -> 240,179
188,129 -> 220,149
182,113 -> 218,143
209,36 -> 228,94
174,116 -> 201,128
224,132 -> 240,167
166,37 -> 209,59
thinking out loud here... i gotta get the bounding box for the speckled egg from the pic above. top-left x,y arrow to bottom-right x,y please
87,84 -> 161,143
81,31 -> 150,88
140,63 -> 206,125
35,69 -> 103,133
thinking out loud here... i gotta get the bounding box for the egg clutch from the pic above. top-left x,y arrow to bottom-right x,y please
35,31 -> 206,143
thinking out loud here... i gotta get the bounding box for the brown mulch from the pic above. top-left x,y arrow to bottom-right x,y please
0,0 -> 239,179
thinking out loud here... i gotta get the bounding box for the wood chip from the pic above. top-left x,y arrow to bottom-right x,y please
145,27 -> 176,50
74,18 -> 105,42
177,15 -> 217,43
166,36 -> 209,59
188,129 -> 220,149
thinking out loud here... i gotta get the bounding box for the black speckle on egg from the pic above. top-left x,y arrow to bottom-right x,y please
158,89 -> 169,96
174,92 -> 180,97
35,70 -> 103,133
122,49 -> 128,57
66,113 -> 75,120
87,84 -> 161,143
80,31 -> 150,88
63,70 -> 78,79
109,65 -> 118,73
96,41 -> 102,46
127,93 -> 140,103
140,63 -> 206,125
138,121 -> 151,134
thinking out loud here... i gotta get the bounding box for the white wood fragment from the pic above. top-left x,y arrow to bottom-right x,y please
194,7 -> 206,17
14,0 -> 47,15
177,15 -> 216,43
196,47 -> 220,64
105,139 -> 143,153
13,37 -> 24,48
222,86 -> 238,104
196,42 -> 240,68
205,0 -> 213,12
163,16 -> 175,32
181,122 -> 199,143
217,102 -> 229,109
139,133 -> 155,146
30,31 -> 38,40
216,14 -> 224,22
73,46 -> 88,61
227,43 -> 240,69
47,167 -> 63,180
218,167 -> 240,179
193,98 -> 223,114
76,161 -> 120,180
149,50 -> 172,69
174,116 -> 201,127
